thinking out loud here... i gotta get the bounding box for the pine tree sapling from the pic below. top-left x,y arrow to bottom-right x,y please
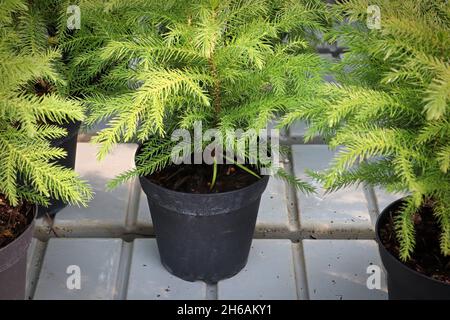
61,0 -> 330,282
283,0 -> 450,276
63,0 -> 329,192
0,0 -> 92,246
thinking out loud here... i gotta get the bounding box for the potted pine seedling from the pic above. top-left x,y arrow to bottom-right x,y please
18,0 -> 91,217
78,0 -> 327,282
282,0 -> 450,299
0,0 -> 92,299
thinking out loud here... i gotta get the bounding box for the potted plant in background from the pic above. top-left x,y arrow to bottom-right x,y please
282,0 -> 450,299
0,0 -> 92,299
74,0 -> 328,283
3,0 -> 90,217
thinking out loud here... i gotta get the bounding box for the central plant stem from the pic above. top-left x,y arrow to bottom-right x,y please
208,55 -> 221,190
208,57 -> 221,116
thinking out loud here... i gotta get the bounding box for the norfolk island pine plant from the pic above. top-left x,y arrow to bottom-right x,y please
62,0 -> 330,282
281,0 -> 450,299
0,0 -> 92,299
3,0 -> 90,217
34,0 -> 88,216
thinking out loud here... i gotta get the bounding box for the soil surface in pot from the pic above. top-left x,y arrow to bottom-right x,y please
0,195 -> 33,249
147,163 -> 260,193
380,202 -> 450,284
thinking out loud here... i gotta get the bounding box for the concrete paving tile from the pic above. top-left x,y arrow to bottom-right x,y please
218,240 -> 297,300
34,238 -> 122,300
54,143 -> 137,236
303,240 -> 387,300
292,145 -> 373,236
126,239 -> 207,300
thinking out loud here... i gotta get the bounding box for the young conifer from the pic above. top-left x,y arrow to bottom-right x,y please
0,0 -> 92,208
60,0 -> 330,192
282,0 -> 450,260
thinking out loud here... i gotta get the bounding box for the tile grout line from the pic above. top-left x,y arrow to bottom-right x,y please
291,242 -> 310,300
363,183 -> 380,230
282,158 -> 301,231
115,178 -> 141,300
124,178 -> 142,233
114,241 -> 134,300
206,283 -> 218,300
31,232 -> 377,241
27,240 -> 48,300
283,143 -> 310,300
34,214 -> 55,242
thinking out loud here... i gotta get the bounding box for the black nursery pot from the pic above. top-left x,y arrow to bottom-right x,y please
376,198 -> 450,300
38,121 -> 81,218
138,156 -> 269,283
0,205 -> 36,300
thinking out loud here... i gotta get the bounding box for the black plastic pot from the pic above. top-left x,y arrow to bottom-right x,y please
38,121 -> 81,218
0,205 -> 36,300
376,198 -> 450,300
138,154 -> 269,283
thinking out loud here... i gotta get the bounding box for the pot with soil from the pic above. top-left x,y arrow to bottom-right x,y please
38,120 -> 81,217
138,149 -> 269,283
0,197 -> 36,300
376,198 -> 450,300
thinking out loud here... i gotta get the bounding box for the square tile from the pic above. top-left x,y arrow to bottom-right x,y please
256,177 -> 290,234
218,240 -> 297,300
292,145 -> 373,236
54,143 -> 137,236
34,238 -> 122,300
126,239 -> 206,300
303,240 -> 387,300
375,188 -> 406,214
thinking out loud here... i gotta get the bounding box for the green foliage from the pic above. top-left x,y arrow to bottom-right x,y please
282,0 -> 450,260
0,0 -> 92,207
64,0 -> 329,193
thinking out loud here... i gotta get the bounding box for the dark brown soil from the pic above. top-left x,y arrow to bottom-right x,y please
380,202 -> 450,284
147,163 -> 260,193
0,195 -> 33,249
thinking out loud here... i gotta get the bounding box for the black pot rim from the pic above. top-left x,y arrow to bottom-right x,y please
0,204 -> 37,256
375,197 -> 450,287
136,145 -> 271,198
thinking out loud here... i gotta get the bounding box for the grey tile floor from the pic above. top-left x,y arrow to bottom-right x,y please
25,121 -> 402,300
